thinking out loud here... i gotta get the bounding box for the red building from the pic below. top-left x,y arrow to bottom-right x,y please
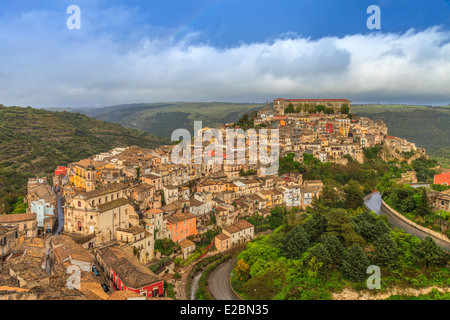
326,123 -> 333,133
434,172 -> 450,185
97,246 -> 164,298
54,166 -> 67,176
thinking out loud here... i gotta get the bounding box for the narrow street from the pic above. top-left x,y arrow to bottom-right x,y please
53,193 -> 65,235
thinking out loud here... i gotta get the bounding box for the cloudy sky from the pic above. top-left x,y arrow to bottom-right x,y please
1,0 -> 450,108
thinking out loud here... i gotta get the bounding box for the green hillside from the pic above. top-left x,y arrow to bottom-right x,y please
81,102 -> 264,138
0,105 -> 171,211
353,104 -> 450,168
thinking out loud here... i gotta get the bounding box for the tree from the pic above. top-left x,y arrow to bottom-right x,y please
245,270 -> 280,300
284,103 -> 295,114
136,167 -> 141,179
414,236 -> 448,268
267,206 -> 288,229
282,225 -> 310,259
320,184 -> 340,208
302,214 -> 327,241
340,104 -> 350,114
324,107 -> 334,114
308,243 -> 332,276
341,244 -> 370,282
321,234 -> 345,265
416,187 -> 431,217
326,209 -> 365,248
374,233 -> 398,266
235,259 -> 251,282
315,105 -> 326,113
344,180 -> 364,209
352,211 -> 379,242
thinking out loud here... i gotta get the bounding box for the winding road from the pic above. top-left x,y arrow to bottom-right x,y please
208,259 -> 240,300
365,191 -> 450,253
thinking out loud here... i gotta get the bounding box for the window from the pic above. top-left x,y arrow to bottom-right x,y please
78,201 -> 81,207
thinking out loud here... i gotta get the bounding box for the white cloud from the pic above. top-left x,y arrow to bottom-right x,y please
0,8 -> 450,108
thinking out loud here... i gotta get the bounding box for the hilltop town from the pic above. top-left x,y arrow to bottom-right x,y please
0,98 -> 445,300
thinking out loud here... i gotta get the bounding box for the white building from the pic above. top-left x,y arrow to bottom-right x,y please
29,199 -> 55,229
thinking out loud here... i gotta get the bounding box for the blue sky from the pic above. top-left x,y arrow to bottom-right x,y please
1,0 -> 450,107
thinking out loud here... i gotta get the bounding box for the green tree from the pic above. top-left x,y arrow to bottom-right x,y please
326,209 -> 365,248
245,270 -> 280,300
320,184 -> 340,208
321,234 -> 345,265
374,233 -> 398,266
341,244 -> 370,282
416,187 -> 431,217
267,206 -> 288,229
352,211 -> 379,242
302,214 -> 327,241
413,236 -> 448,268
308,243 -> 332,276
284,103 -> 295,114
344,180 -> 364,209
324,107 -> 334,114
340,104 -> 350,114
315,105 -> 326,113
136,167 -> 141,179
282,225 -> 310,259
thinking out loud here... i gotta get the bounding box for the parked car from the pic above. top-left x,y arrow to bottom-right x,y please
101,284 -> 108,293
92,265 -> 100,276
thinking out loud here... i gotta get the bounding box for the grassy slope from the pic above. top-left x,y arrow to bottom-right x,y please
0,105 -> 171,208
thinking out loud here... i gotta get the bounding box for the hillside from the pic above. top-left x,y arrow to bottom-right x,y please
71,102 -> 264,138
352,104 -> 450,168
0,105 -> 171,210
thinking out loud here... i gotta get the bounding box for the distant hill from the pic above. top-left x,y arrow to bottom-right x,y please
69,102 -> 264,138
0,105 -> 171,210
352,104 -> 450,167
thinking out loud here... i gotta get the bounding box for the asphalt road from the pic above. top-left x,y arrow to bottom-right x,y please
208,259 -> 239,300
364,192 -> 382,215
365,192 -> 450,253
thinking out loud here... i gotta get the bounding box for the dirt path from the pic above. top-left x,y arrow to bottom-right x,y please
332,286 -> 450,300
